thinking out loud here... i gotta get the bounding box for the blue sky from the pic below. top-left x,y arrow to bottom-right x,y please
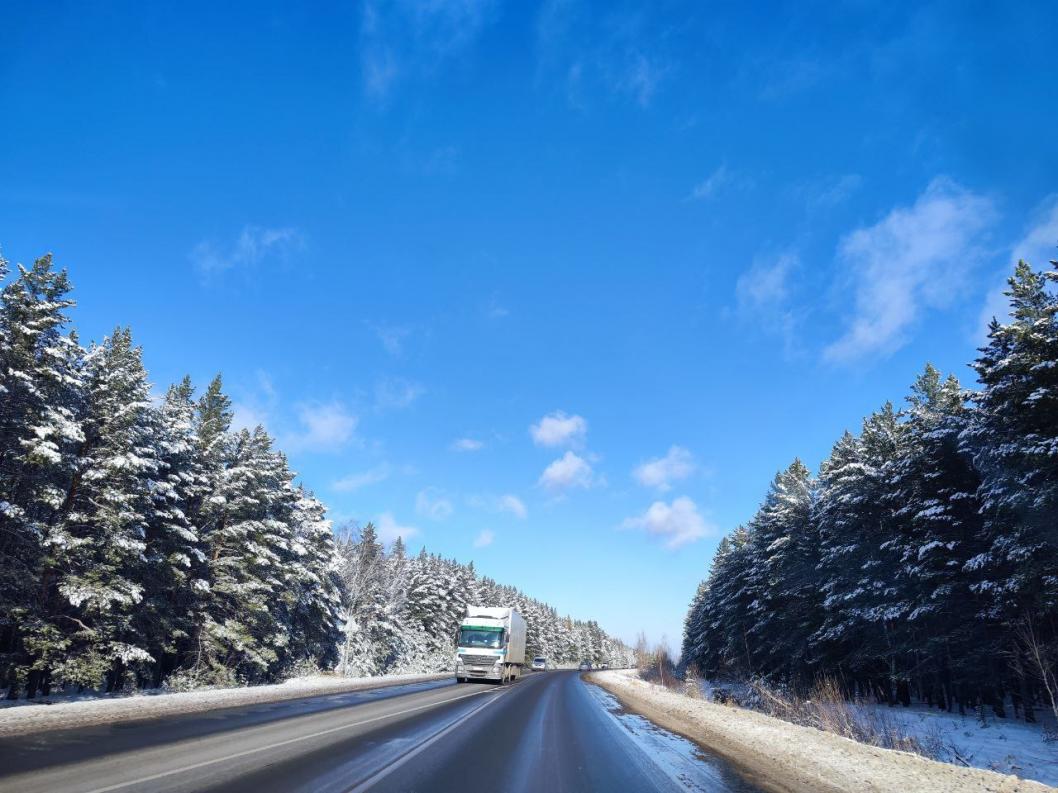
2,1 -> 1057,647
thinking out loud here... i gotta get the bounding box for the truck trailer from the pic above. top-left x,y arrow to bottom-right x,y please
454,606 -> 526,684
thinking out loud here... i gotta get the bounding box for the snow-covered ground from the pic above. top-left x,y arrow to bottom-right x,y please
591,670 -> 1054,793
851,701 -> 1058,787
0,672 -> 449,738
695,679 -> 1058,787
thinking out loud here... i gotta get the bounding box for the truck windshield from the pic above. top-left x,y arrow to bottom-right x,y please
458,627 -> 505,649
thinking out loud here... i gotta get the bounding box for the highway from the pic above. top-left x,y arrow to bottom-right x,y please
0,671 -> 763,792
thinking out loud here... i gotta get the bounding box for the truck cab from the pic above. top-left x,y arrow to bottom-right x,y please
455,607 -> 526,684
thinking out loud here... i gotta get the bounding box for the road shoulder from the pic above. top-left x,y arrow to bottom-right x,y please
588,670 -> 1052,793
0,672 -> 450,738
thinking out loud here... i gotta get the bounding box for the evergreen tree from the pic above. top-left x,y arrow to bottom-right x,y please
0,257 -> 84,696
48,329 -> 159,692
967,261 -> 1058,622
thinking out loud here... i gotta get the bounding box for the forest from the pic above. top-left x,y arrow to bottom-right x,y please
0,254 -> 629,699
682,258 -> 1058,722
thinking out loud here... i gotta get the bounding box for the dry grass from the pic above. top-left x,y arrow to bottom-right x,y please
746,676 -> 947,760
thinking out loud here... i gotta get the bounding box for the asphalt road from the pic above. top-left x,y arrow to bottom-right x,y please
0,671 -> 763,793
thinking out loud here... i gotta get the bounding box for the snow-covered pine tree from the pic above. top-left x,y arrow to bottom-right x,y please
887,365 -> 989,710
0,256 -> 85,697
744,459 -> 818,684
967,260 -> 1058,624
47,328 -> 159,693
194,426 -> 293,684
139,377 -> 209,686
276,486 -> 342,675
694,526 -> 754,679
843,403 -> 906,700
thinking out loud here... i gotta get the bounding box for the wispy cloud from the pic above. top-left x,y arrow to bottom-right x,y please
473,528 -> 495,548
376,511 -> 420,545
530,410 -> 587,447
791,173 -> 862,211
466,492 -> 528,519
621,496 -> 713,549
633,446 -> 695,492
451,437 -> 484,452
979,195 -> 1058,332
539,451 -> 595,492
825,178 -> 996,364
333,464 -> 391,492
416,487 -> 454,520
374,377 -> 425,411
284,401 -> 358,453
690,165 -> 752,201
190,226 -> 300,280
360,0 -> 497,100
485,295 -> 510,319
735,252 -> 801,353
535,3 -> 672,109
369,323 -> 413,356
498,494 -> 528,519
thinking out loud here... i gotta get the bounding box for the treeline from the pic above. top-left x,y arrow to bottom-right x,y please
0,256 -> 344,697
335,523 -> 634,674
682,259 -> 1058,721
0,254 -> 629,698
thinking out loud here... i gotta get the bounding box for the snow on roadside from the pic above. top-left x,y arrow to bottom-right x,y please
0,673 -> 449,738
589,670 -> 1055,793
695,680 -> 1058,786
850,701 -> 1058,787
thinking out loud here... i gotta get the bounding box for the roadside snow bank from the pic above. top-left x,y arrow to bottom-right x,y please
0,672 -> 448,738
589,670 -> 1054,793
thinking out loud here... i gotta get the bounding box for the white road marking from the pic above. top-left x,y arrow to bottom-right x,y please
82,686 -> 496,793
344,684 -> 514,792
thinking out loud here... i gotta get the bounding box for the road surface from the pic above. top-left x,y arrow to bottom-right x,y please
0,671 -> 763,792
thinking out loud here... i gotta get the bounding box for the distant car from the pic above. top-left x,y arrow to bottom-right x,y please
599,663 -> 609,670
578,661 -> 592,671
531,656 -> 548,671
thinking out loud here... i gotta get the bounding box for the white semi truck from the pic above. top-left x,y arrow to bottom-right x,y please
454,607 -> 526,684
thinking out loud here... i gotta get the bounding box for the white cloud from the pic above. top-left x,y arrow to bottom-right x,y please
333,464 -> 391,492
231,402 -> 270,433
284,401 -> 358,453
735,252 -> 800,353
498,494 -> 528,519
466,492 -> 528,519
451,437 -> 484,452
690,165 -> 752,201
824,178 -> 996,364
376,512 -> 420,545
621,52 -> 667,107
473,529 -> 495,548
190,226 -> 300,279
416,487 -> 454,520
485,295 -> 509,319
633,446 -> 695,492
736,252 -> 797,313
979,196 -> 1058,331
538,451 -> 594,492
370,323 -> 412,356
795,173 -> 862,210
374,377 -> 424,410
621,496 -> 712,549
530,411 -> 587,447
360,0 -> 496,100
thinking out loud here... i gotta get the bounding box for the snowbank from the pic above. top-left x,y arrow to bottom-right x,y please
0,672 -> 448,738
849,700 -> 1058,787
589,670 -> 1054,793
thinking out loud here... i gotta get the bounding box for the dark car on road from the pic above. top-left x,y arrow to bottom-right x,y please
578,660 -> 592,671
